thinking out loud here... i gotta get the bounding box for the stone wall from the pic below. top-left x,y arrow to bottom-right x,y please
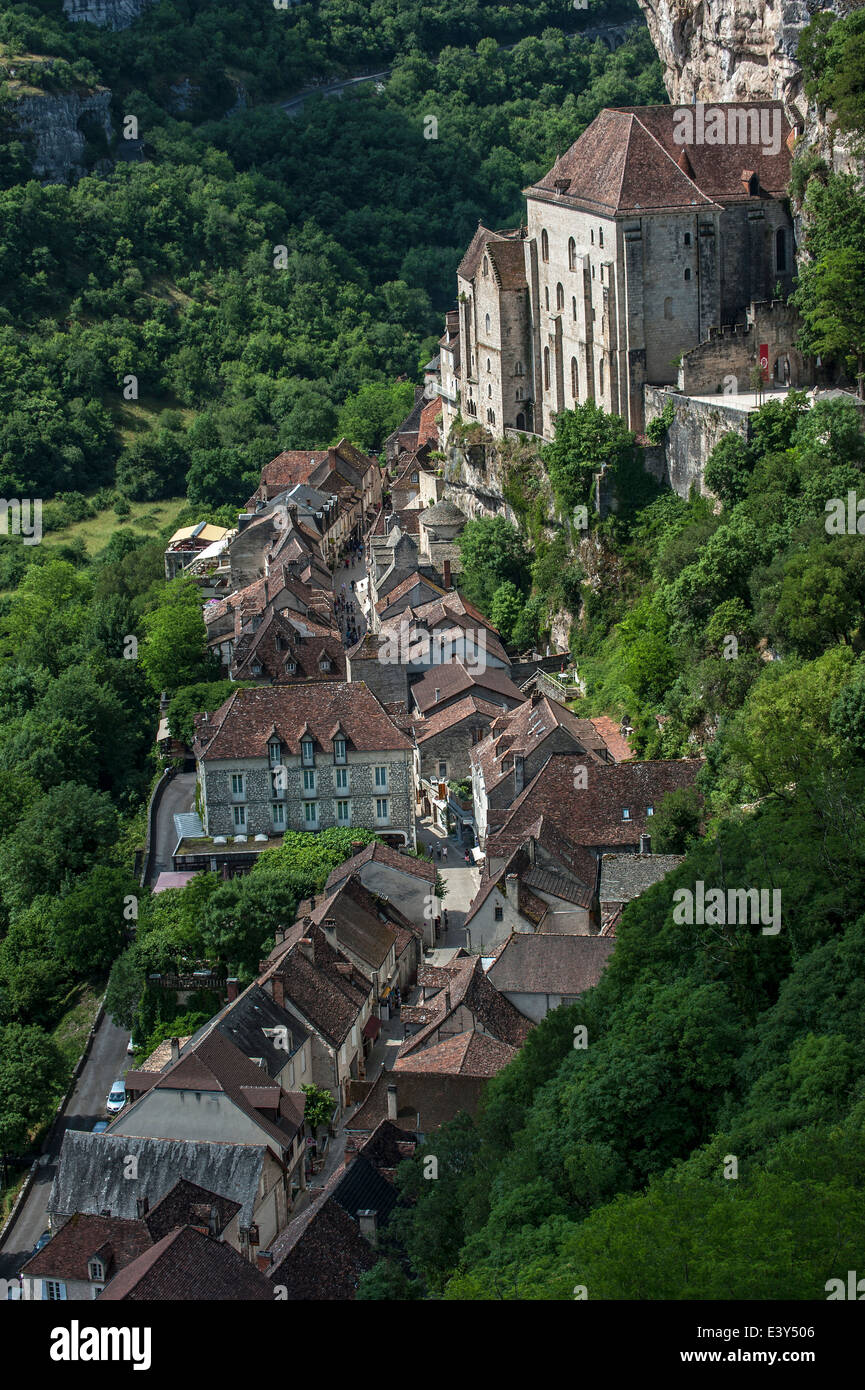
679,299 -> 811,395
644,385 -> 751,497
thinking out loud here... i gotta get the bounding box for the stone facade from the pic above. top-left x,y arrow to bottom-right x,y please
200,747 -> 415,848
445,104 -> 795,439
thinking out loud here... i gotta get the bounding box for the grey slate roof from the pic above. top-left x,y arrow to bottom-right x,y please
49,1132 -> 268,1229
598,852 -> 684,903
331,1154 -> 399,1227
487,934 -> 615,996
195,982 -> 310,1075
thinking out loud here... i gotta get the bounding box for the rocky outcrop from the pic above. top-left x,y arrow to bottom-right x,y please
12,88 -> 113,182
63,0 -> 152,28
635,1 -> 863,182
634,0 -> 844,111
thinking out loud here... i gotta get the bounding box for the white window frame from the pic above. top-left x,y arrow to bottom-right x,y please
301,739 -> 315,767
304,801 -> 319,826
335,766 -> 349,791
231,772 -> 245,797
336,799 -> 351,823
233,804 -> 247,829
272,802 -> 286,827
374,765 -> 387,789
334,738 -> 347,764
302,768 -> 316,794
375,798 -> 389,823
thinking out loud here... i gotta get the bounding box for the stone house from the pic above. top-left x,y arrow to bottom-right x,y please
486,933 -> 616,1023
259,922 -> 375,1113
471,690 -> 615,847
325,840 -> 437,951
49,1132 -> 285,1263
193,682 -> 416,849
442,102 -> 796,439
98,1225 -> 273,1301
111,1031 -> 308,1241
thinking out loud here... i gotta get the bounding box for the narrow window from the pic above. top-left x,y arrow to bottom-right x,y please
776,227 -> 787,273
571,357 -> 579,401
541,228 -> 549,262
556,282 -> 564,310
568,236 -> 577,270
543,346 -> 550,390
664,296 -> 673,320
684,267 -> 691,281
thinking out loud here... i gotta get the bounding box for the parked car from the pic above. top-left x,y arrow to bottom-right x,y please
106,1080 -> 127,1113
32,1230 -> 51,1257
91,1120 -> 109,1133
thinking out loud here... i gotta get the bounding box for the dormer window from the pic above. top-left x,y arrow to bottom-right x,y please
646,805 -> 654,816
319,657 -> 332,671
301,739 -> 315,767
251,662 -> 262,676
268,739 -> 281,766
284,659 -> 296,674
622,808 -> 631,821
334,737 -> 347,764
88,1259 -> 104,1282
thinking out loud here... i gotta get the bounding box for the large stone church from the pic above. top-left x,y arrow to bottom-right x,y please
440,102 -> 796,439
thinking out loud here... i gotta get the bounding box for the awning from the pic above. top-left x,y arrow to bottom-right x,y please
362,1017 -> 382,1040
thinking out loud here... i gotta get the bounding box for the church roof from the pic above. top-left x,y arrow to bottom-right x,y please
527,104 -> 792,215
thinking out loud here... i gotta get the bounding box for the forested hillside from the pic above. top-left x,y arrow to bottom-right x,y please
0,0 -> 658,507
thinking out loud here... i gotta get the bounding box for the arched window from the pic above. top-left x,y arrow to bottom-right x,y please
515,360 -> 524,376
776,227 -> 787,272
516,412 -> 526,430
487,383 -> 492,397
545,285 -> 550,310
486,357 -> 491,373
599,226 -> 604,248
572,296 -> 577,321
515,386 -> 524,400
571,357 -> 579,401
541,229 -> 549,262
684,267 -> 691,281
543,346 -> 550,390
568,236 -> 577,271
485,313 -> 491,335
556,282 -> 564,310
590,228 -> 594,245
482,255 -> 489,277
664,296 -> 673,320
684,231 -> 691,246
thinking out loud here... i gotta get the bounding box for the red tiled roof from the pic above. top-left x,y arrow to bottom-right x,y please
487,934 -> 615,996
98,1225 -> 272,1301
411,660 -> 523,715
393,1029 -> 516,1077
590,716 -> 634,763
21,1213 -> 152,1282
528,104 -> 792,214
193,681 -> 412,759
325,840 -> 435,890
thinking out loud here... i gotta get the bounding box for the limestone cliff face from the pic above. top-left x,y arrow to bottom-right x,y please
635,0 -> 863,179
634,0 -> 843,110
13,88 -> 113,182
63,0 -> 152,29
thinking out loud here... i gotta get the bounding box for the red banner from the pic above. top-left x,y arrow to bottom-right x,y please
759,343 -> 770,382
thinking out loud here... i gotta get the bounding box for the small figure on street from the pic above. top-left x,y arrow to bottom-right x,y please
441,844 -> 447,861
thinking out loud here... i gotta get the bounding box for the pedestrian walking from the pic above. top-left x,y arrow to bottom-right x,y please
443,910 -> 449,929
436,845 -> 441,860
442,844 -> 447,861
464,848 -> 471,864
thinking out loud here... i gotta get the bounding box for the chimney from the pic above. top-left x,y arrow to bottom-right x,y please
136,1197 -> 149,1218
351,840 -> 364,854
434,688 -> 441,703
299,937 -> 314,962
322,918 -> 338,947
256,1251 -> 274,1273
640,833 -> 652,855
444,989 -> 451,1012
357,1209 -> 379,1247
505,873 -> 518,898
272,976 -> 285,1008
226,978 -> 239,1002
274,929 -> 285,946
208,1205 -> 219,1236
387,1082 -> 398,1121
443,559 -> 451,589
169,1037 -> 180,1063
